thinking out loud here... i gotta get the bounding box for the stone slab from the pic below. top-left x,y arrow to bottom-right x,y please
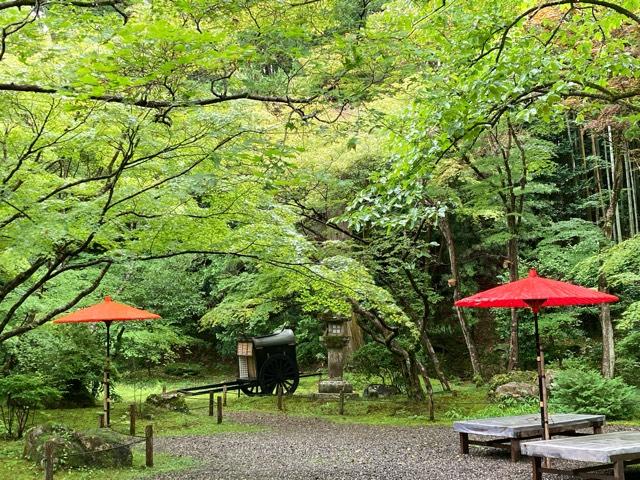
521,431 -> 640,463
453,413 -> 605,438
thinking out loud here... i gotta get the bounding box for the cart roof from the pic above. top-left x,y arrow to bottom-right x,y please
252,329 -> 295,348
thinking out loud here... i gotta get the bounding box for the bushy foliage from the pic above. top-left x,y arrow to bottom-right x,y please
164,362 -> 205,377
615,331 -> 640,388
348,343 -> 403,387
2,324 -> 104,406
0,374 -> 60,438
551,368 -> 637,419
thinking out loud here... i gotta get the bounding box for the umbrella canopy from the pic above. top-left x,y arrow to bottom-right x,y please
455,268 -> 618,442
455,269 -> 618,310
53,296 -> 160,427
53,296 -> 161,324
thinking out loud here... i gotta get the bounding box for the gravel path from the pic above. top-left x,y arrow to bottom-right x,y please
150,413 -> 637,480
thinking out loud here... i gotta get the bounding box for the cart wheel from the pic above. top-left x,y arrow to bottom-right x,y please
259,354 -> 299,395
239,383 -> 261,396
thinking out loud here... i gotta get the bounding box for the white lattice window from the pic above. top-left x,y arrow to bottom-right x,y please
238,357 -> 249,379
328,323 -> 342,335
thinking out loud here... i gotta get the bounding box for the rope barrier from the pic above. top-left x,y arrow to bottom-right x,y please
43,423 -> 155,479
58,437 -> 146,459
107,426 -> 146,439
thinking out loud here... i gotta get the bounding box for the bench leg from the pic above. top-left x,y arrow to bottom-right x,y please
594,424 -> 603,434
459,433 -> 469,454
511,438 -> 521,462
614,460 -> 625,480
532,456 -> 543,480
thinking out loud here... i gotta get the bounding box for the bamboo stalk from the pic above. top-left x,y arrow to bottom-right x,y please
624,142 -> 637,236
608,126 -> 622,242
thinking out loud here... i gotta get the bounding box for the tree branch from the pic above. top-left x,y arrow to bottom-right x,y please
0,83 -> 317,109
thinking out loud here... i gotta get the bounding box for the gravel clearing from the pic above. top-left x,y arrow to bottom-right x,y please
150,413 -> 638,480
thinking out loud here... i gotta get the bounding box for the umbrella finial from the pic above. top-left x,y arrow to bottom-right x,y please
104,296 -> 112,302
529,269 -> 538,277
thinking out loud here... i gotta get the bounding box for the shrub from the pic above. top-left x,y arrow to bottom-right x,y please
5,324 -> 104,406
551,368 -> 637,420
0,374 -> 61,439
615,331 -> 640,388
347,343 -> 403,388
164,362 -> 204,377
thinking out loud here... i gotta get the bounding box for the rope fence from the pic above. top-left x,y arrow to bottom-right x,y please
43,406 -> 154,480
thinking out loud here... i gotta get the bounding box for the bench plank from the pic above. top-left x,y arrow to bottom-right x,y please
522,432 -> 640,464
453,414 -> 605,438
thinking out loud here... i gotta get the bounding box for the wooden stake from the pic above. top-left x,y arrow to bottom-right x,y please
339,388 -> 345,416
209,392 -> 214,417
277,384 -> 283,411
129,404 -> 136,436
145,425 -> 153,468
44,441 -> 54,480
98,413 -> 106,428
162,385 -> 167,394
217,396 -> 223,424
223,385 -> 227,406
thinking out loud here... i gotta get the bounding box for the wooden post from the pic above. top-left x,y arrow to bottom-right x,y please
510,438 -> 521,463
44,441 -> 54,480
129,404 -> 136,436
145,425 -> 153,468
209,392 -> 214,417
532,456 -> 542,480
217,396 -> 223,424
459,433 -> 469,454
339,388 -> 345,416
223,385 -> 227,406
98,413 -> 106,428
162,385 -> 166,394
277,384 -> 283,411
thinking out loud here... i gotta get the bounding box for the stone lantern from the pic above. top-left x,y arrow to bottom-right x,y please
318,312 -> 354,395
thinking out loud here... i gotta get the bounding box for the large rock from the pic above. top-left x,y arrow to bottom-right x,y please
494,382 -> 538,400
24,424 -> 133,469
145,392 -> 189,413
363,384 -> 401,398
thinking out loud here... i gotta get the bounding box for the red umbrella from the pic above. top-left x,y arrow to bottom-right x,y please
455,269 -> 618,440
54,296 -> 161,426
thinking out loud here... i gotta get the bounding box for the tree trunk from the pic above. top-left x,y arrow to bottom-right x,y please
600,301 -> 615,378
416,358 -> 435,420
419,331 -> 451,391
599,129 -> 624,378
506,229 -> 519,371
439,214 -> 483,378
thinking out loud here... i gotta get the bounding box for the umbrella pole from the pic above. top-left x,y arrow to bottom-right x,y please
105,320 -> 111,428
533,310 -> 550,440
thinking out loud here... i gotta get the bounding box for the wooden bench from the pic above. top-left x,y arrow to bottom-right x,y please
521,431 -> 640,479
453,414 -> 605,462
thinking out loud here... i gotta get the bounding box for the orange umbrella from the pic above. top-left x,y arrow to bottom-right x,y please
54,296 -> 160,426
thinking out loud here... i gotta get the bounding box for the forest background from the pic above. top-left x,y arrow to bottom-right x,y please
0,0 -> 639,417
